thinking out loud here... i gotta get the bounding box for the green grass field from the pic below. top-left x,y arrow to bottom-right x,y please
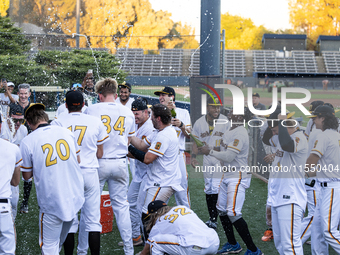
14,166 -> 337,254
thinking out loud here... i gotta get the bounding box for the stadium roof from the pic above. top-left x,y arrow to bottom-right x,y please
262,34 -> 307,43
316,35 -> 340,43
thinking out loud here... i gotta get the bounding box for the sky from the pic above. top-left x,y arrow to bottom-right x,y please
149,0 -> 291,34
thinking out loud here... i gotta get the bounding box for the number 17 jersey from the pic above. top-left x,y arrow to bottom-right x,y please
85,102 -> 135,158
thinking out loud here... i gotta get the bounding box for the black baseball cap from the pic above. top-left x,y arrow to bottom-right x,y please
252,92 -> 260,97
66,90 -> 83,107
25,103 -> 46,118
9,103 -> 24,117
308,105 -> 335,118
154,87 -> 175,97
324,103 -> 340,113
309,100 -> 324,113
148,200 -> 167,214
131,98 -> 148,111
118,82 -> 132,91
207,96 -> 222,106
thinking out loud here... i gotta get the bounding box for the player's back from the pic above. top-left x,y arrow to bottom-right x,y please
86,102 -> 135,158
0,138 -> 21,199
51,112 -> 109,169
20,125 -> 84,221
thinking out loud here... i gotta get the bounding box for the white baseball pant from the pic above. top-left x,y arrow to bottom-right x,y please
300,189 -> 318,244
142,187 -> 175,214
99,158 -> 133,255
272,203 -> 304,255
174,151 -> 191,207
149,234 -> 219,255
39,212 -> 73,255
10,185 -> 19,220
0,199 -> 15,255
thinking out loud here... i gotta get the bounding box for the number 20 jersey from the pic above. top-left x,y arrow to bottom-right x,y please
85,102 -> 135,158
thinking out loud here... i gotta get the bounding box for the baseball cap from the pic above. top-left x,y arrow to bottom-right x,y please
118,82 -> 132,91
252,92 -> 260,97
148,200 -> 167,214
154,87 -> 175,97
131,98 -> 148,111
323,103 -> 340,113
309,100 -> 324,113
7,82 -> 14,87
66,90 -> 84,107
307,105 -> 335,118
24,103 -> 46,118
207,96 -> 222,106
9,104 -> 24,117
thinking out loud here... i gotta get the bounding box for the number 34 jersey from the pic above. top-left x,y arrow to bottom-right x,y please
85,102 -> 135,158
20,125 -> 84,221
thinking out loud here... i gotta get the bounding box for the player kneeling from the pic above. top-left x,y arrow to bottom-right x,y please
137,200 -> 219,255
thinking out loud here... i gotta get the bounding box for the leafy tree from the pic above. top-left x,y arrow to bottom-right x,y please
0,15 -> 31,55
221,13 -> 270,50
289,0 -> 340,49
0,0 -> 9,17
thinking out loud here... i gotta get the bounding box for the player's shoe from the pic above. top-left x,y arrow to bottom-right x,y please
20,203 -> 28,214
244,248 -> 263,255
205,219 -> 218,229
306,240 -> 311,245
217,242 -> 242,254
261,229 -> 273,241
118,235 -> 143,246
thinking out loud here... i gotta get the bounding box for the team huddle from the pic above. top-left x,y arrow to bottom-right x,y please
1,77 -> 340,255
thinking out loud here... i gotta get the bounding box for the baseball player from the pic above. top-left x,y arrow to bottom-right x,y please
137,200 -> 220,255
304,100 -> 324,139
0,113 -> 22,255
51,90 -> 109,255
128,103 -> 183,240
85,77 -> 135,255
117,82 -> 135,109
199,107 -> 263,255
0,104 -> 28,221
20,103 -> 85,255
262,112 -> 308,255
305,105 -> 340,254
191,96 -> 230,229
119,98 -> 154,247
154,86 -> 191,208
0,80 -> 18,119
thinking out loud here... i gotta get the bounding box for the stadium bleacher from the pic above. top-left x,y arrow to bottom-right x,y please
322,51 -> 340,73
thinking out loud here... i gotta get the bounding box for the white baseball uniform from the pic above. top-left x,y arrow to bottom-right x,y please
172,107 -> 191,207
20,124 -> 85,255
268,131 -> 307,255
116,97 -> 134,109
310,129 -> 340,255
0,93 -> 19,119
191,114 -> 229,194
55,103 -> 87,118
0,120 -> 28,221
216,126 -> 251,217
51,112 -> 109,254
0,138 -> 22,255
142,125 -> 183,213
147,206 -> 220,255
128,118 -> 155,239
85,102 -> 135,255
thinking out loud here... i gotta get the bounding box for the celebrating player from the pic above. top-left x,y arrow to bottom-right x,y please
0,113 -> 22,255
138,200 -> 220,255
20,103 -> 85,255
305,105 -> 340,254
154,86 -> 191,207
117,82 -> 135,109
85,77 -> 135,255
52,90 -> 109,255
128,103 -> 183,239
199,107 -> 263,255
262,111 -> 308,255
191,96 -> 230,229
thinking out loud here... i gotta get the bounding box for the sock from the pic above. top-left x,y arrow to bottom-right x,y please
22,180 -> 32,205
89,231 -> 100,255
63,233 -> 74,255
220,215 -> 237,245
206,194 -> 219,222
233,217 -> 257,252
